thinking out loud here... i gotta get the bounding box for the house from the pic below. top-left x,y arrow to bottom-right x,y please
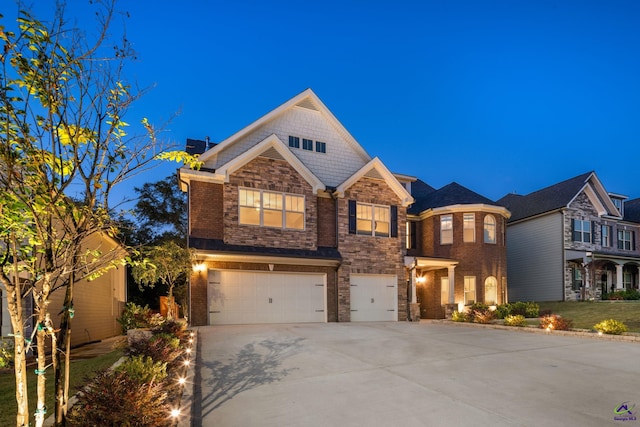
406,180 -> 511,318
179,89 -> 508,325
497,171 -> 640,302
1,232 -> 127,347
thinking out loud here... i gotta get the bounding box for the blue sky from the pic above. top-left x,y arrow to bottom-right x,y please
7,0 -> 640,203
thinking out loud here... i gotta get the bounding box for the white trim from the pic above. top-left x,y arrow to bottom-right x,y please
418,204 -> 511,220
335,157 -> 414,207
198,89 -> 371,164
195,251 -> 341,267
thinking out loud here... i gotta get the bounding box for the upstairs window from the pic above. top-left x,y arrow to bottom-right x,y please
612,198 -> 624,216
406,221 -> 417,249
572,219 -> 592,243
484,214 -> 496,244
288,136 -> 300,148
601,225 -> 611,247
315,141 -> 326,153
239,188 -> 305,230
440,215 -> 453,245
617,229 -> 635,251
463,213 -> 475,242
349,200 -> 397,238
302,138 -> 313,150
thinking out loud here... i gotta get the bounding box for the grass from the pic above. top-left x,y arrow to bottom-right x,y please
537,301 -> 640,333
0,348 -> 124,427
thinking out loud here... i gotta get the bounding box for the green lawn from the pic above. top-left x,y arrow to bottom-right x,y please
537,301 -> 640,333
0,348 -> 124,426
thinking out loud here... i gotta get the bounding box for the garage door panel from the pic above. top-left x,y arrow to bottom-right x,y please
208,270 -> 326,325
350,274 -> 397,322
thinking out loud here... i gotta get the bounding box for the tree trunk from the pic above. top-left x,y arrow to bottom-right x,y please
34,311 -> 52,427
54,278 -> 74,426
6,284 -> 29,427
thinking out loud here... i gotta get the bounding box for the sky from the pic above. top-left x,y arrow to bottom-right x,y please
6,0 -> 640,204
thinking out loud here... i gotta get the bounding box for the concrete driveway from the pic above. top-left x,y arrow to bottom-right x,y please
192,322 -> 640,426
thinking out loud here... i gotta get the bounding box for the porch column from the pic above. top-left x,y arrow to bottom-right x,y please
410,267 -> 417,304
616,264 -> 624,290
448,266 -> 456,304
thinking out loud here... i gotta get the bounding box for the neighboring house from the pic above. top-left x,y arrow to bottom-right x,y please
1,232 -> 127,347
406,180 -> 511,318
497,171 -> 640,302
179,89 -> 508,325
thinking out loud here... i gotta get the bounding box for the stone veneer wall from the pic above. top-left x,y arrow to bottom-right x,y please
337,177 -> 407,322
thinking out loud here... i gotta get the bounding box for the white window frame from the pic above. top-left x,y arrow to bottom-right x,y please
618,229 -> 633,251
440,214 -> 453,245
573,219 -> 591,243
484,276 -> 497,305
463,213 -> 475,243
464,276 -> 476,305
356,202 -> 390,237
484,214 -> 496,244
601,225 -> 611,247
238,188 -> 305,230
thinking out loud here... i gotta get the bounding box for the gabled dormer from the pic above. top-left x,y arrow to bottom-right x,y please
608,193 -> 627,218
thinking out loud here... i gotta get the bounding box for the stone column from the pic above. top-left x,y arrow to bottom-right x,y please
447,266 -> 456,304
616,264 -> 624,290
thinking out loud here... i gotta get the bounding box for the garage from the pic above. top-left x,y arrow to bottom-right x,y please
207,270 -> 326,325
350,274 -> 397,321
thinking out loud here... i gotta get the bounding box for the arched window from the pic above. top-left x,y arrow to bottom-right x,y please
485,276 -> 498,305
484,214 -> 496,244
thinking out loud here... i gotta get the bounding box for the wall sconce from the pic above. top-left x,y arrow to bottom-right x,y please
192,262 -> 207,273
416,276 -> 426,285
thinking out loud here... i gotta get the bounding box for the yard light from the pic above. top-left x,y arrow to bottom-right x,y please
170,408 -> 181,418
178,376 -> 186,385
183,359 -> 191,367
185,347 -> 192,354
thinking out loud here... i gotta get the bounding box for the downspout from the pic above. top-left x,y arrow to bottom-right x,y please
561,210 -> 566,302
329,187 -> 340,322
178,169 -> 192,324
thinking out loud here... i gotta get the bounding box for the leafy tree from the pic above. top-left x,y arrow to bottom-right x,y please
0,3 -> 200,426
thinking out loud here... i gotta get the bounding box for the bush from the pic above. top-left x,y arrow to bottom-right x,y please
539,314 -> 573,331
504,314 -> 527,327
593,319 -> 628,335
603,290 -> 640,300
128,332 -> 184,370
494,301 -> 540,319
117,302 -> 165,333
0,338 -> 14,369
494,304 -> 510,319
116,355 -> 168,384
468,303 -> 495,324
67,369 -> 171,427
451,310 -> 469,322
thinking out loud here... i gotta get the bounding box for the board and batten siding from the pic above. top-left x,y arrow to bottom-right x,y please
506,212 -> 564,302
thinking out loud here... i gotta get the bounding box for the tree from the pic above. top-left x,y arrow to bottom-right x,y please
131,240 -> 194,320
0,3 -> 200,426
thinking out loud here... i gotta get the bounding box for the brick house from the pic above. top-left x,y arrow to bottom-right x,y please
179,89 -> 508,325
498,171 -> 640,301
406,180 -> 511,319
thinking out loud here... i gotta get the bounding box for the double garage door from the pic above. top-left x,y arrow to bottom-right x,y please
208,270 -> 326,325
207,270 -> 398,324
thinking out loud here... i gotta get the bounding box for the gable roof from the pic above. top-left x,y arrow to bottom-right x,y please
197,88 -> 371,164
624,198 -> 640,223
335,157 -> 414,207
411,179 -> 437,199
408,182 -> 501,215
497,171 -> 620,222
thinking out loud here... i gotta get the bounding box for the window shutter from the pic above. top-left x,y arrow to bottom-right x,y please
591,221 -> 595,243
390,205 -> 398,238
633,231 -> 636,251
348,200 -> 356,234
571,219 -> 577,241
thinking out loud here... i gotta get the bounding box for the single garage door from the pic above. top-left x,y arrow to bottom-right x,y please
208,270 -> 326,325
350,274 -> 397,321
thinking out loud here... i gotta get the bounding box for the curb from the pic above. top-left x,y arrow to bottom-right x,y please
422,319 -> 640,342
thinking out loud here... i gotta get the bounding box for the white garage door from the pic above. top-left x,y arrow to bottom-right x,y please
208,270 -> 326,325
350,274 -> 397,321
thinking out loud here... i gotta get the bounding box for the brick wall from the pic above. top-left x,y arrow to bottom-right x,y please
317,196 -> 337,247
190,181 -> 224,239
337,177 -> 408,321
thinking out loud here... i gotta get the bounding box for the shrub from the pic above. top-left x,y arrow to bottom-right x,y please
468,303 -> 494,324
128,332 -> 184,370
116,354 -> 168,384
604,291 -> 625,300
451,310 -> 469,322
494,301 -> 539,318
593,319 -> 628,335
117,302 -> 158,333
494,304 -> 510,319
504,314 -> 527,327
66,369 -> 171,427
0,338 -> 14,369
539,314 -> 573,331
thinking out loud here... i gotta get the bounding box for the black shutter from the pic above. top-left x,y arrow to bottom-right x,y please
390,205 -> 398,238
591,221 -> 595,243
348,200 -> 356,234
571,219 -> 577,241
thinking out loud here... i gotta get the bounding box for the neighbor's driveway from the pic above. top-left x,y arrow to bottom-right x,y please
192,322 -> 640,426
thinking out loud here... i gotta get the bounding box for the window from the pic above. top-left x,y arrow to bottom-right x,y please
406,221 -> 416,249
484,276 -> 497,305
463,213 -> 475,242
440,215 -> 453,244
484,214 -> 496,244
572,267 -> 583,291
617,229 -> 635,251
613,198 -> 624,216
356,203 -> 390,237
623,271 -> 633,290
441,277 -> 449,304
601,225 -> 611,247
302,138 -> 313,150
464,276 -> 476,305
315,141 -> 326,153
572,219 -> 591,243
288,136 -> 300,148
238,188 -> 305,230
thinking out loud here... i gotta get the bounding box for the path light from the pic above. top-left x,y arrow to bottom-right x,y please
183,359 -> 191,367
170,408 -> 181,418
185,347 -> 192,355
178,376 -> 187,386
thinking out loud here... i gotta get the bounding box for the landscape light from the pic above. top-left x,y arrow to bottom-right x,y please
183,359 -> 191,367
170,408 -> 181,418
178,376 -> 186,385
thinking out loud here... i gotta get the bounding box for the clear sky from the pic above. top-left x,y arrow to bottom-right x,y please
7,0 -> 640,203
